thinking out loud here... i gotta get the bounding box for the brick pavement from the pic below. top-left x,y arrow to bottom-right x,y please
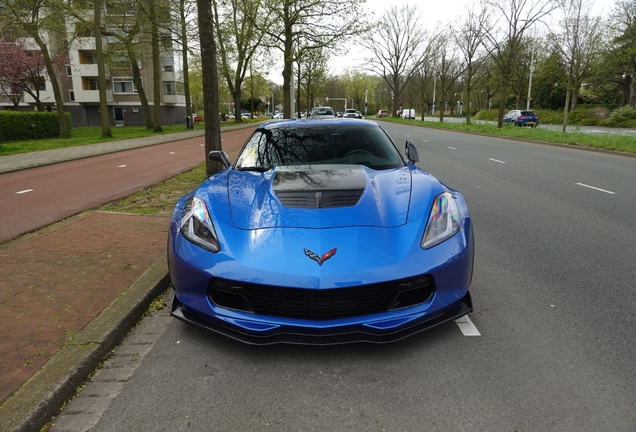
0,212 -> 169,401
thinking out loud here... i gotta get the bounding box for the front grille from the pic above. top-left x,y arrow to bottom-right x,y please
208,276 -> 435,320
275,190 -> 362,209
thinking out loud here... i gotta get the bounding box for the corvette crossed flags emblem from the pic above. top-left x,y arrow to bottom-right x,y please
303,248 -> 337,266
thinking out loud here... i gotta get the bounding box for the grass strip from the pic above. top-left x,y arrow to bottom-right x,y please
379,118 -> 636,154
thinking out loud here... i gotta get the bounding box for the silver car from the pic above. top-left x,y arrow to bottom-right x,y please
308,106 -> 337,119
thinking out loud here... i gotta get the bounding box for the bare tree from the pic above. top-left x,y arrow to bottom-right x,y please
260,0 -> 366,119
454,3 -> 490,124
362,4 -> 436,117
213,0 -> 268,122
481,0 -> 561,127
435,36 -> 465,122
551,0 -> 603,131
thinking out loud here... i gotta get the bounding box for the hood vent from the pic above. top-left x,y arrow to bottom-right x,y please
276,189 -> 363,209
273,166 -> 366,209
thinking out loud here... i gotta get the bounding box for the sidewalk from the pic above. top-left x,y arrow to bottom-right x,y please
0,123 -> 257,432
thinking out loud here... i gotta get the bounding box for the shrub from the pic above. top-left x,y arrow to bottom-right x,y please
607,105 -> 636,125
0,110 -> 72,142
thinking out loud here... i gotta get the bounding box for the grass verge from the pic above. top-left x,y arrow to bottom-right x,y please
100,163 -> 207,215
379,117 -> 636,154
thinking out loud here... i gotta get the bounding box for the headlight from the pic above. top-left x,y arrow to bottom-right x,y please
180,196 -> 220,253
421,192 -> 460,249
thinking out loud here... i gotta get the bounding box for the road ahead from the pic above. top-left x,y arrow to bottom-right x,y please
50,123 -> 636,431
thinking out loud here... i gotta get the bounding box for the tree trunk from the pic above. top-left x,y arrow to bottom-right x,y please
32,34 -> 68,138
197,0 -> 223,177
180,0 -> 193,128
95,0 -> 112,138
497,86 -> 508,128
562,64 -> 574,133
149,0 -> 163,133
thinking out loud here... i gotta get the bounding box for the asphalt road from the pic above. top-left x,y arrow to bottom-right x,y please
52,124 -> 636,431
0,128 -> 256,244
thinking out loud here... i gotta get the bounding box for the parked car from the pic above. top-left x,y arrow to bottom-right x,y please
343,108 -> 361,119
336,111 -> 343,118
168,119 -> 474,345
503,110 -> 540,127
272,112 -> 284,119
377,110 -> 388,118
192,113 -> 201,123
308,106 -> 337,119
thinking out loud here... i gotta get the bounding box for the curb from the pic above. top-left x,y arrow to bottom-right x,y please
0,255 -> 170,432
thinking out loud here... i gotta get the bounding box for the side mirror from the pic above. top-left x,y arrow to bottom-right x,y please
208,150 -> 231,168
405,140 -> 419,164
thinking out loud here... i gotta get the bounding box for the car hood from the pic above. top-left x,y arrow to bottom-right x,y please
226,165 -> 419,230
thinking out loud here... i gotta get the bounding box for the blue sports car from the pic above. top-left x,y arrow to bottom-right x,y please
168,119 -> 474,344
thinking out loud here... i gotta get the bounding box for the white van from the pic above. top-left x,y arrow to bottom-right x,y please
401,109 -> 415,120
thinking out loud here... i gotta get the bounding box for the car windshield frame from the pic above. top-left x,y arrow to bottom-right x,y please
234,123 -> 406,171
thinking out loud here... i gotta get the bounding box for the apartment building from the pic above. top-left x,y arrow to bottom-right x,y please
0,4 -> 187,127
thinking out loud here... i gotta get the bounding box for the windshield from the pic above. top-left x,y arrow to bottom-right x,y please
235,124 -> 405,171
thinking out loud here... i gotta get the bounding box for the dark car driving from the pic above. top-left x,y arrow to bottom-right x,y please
503,110 -> 540,127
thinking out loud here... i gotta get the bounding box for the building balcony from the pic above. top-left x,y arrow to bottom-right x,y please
77,64 -> 110,77
23,91 -> 54,104
163,94 -> 185,104
79,90 -> 113,103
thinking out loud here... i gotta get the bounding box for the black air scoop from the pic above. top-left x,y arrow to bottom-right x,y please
273,165 -> 365,209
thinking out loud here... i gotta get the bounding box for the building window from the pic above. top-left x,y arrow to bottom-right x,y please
113,78 -> 136,94
88,79 -> 99,90
76,22 -> 94,37
66,65 -> 72,77
132,106 -> 139,113
161,58 -> 174,72
80,51 -> 97,65
69,90 -> 75,102
163,81 -> 176,95
34,79 -> 46,91
110,55 -> 129,70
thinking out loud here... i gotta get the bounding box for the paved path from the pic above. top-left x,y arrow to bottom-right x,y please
0,122 -> 259,432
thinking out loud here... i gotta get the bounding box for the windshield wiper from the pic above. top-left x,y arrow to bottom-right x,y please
236,166 -> 271,172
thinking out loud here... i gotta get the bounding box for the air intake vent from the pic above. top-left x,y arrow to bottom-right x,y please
208,276 -> 435,320
275,190 -> 362,208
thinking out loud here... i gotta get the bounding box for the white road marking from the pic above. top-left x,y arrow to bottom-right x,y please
447,146 -> 457,150
406,135 -> 411,137
169,152 -> 176,155
576,183 -> 616,195
422,139 -> 428,142
15,189 -> 33,194
489,158 -> 506,164
455,315 -> 481,336
117,165 -> 127,168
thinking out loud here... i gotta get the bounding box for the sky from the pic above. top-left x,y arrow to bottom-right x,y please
324,0 -> 617,78
263,0 -> 616,84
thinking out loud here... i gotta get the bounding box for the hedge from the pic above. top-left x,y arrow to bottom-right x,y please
0,110 -> 72,142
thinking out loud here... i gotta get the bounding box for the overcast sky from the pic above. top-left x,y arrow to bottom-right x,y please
263,0 -> 617,84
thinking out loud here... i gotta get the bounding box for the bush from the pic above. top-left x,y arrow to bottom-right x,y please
607,105 -> 636,125
0,110 -> 72,142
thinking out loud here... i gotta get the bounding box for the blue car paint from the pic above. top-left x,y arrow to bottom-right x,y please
168,120 -> 474,344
